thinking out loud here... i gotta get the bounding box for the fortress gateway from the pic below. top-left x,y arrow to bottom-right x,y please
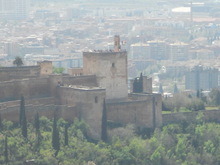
0,36 -> 162,139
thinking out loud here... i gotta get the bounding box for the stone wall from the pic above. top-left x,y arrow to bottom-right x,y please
162,110 -> 220,125
0,66 -> 40,81
68,68 -> 83,76
62,75 -> 98,87
107,93 -> 162,128
0,78 -> 50,101
0,104 -> 78,122
0,97 -> 54,110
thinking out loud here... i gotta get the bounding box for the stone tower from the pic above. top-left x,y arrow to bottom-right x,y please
83,36 -> 128,100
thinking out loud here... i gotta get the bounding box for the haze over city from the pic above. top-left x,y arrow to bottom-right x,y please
1,0 -> 220,164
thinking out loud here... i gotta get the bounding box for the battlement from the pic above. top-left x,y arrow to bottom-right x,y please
59,85 -> 105,92
83,50 -> 127,56
0,65 -> 40,71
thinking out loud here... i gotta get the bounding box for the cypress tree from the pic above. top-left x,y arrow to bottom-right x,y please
19,96 -> 25,125
34,112 -> 41,149
52,113 -> 60,156
196,90 -> 200,98
64,124 -> 68,146
159,83 -> 164,94
4,136 -> 8,163
0,113 -> 2,130
173,84 -> 179,94
19,96 -> 27,138
139,72 -> 143,93
34,112 -> 40,135
133,78 -> 138,93
21,108 -> 27,139
101,99 -> 108,142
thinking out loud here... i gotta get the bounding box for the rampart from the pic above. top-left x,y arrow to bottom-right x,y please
162,110 -> 220,125
0,78 -> 50,101
62,75 -> 98,87
107,93 -> 162,128
0,97 -> 55,110
0,66 -> 40,81
0,104 -> 78,122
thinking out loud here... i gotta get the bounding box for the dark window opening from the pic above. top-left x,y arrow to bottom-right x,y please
112,63 -> 115,68
95,96 -> 98,103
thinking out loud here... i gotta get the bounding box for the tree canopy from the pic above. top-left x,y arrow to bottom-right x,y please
1,115 -> 220,164
13,56 -> 23,67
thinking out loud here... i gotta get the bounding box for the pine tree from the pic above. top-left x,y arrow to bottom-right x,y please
13,56 -> 23,67
64,124 -> 68,146
101,99 -> 108,142
52,113 -> 60,156
4,136 -> 8,163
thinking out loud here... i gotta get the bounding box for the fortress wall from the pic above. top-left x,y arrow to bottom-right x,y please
162,110 -> 220,125
0,66 -> 40,81
62,75 -> 98,87
0,97 -> 55,111
0,105 -> 78,122
26,97 -> 55,105
107,100 -> 153,127
107,93 -> 162,128
57,86 -> 106,139
0,78 -> 50,101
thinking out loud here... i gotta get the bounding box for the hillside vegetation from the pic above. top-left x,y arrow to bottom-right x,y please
1,113 -> 220,165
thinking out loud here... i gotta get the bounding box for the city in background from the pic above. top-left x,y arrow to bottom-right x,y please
1,0 -> 220,96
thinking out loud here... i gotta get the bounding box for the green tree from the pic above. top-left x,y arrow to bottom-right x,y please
53,67 -> 65,74
13,56 -> 23,67
101,99 -> 108,142
4,136 -> 9,164
52,113 -> 60,156
209,88 -> 220,106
